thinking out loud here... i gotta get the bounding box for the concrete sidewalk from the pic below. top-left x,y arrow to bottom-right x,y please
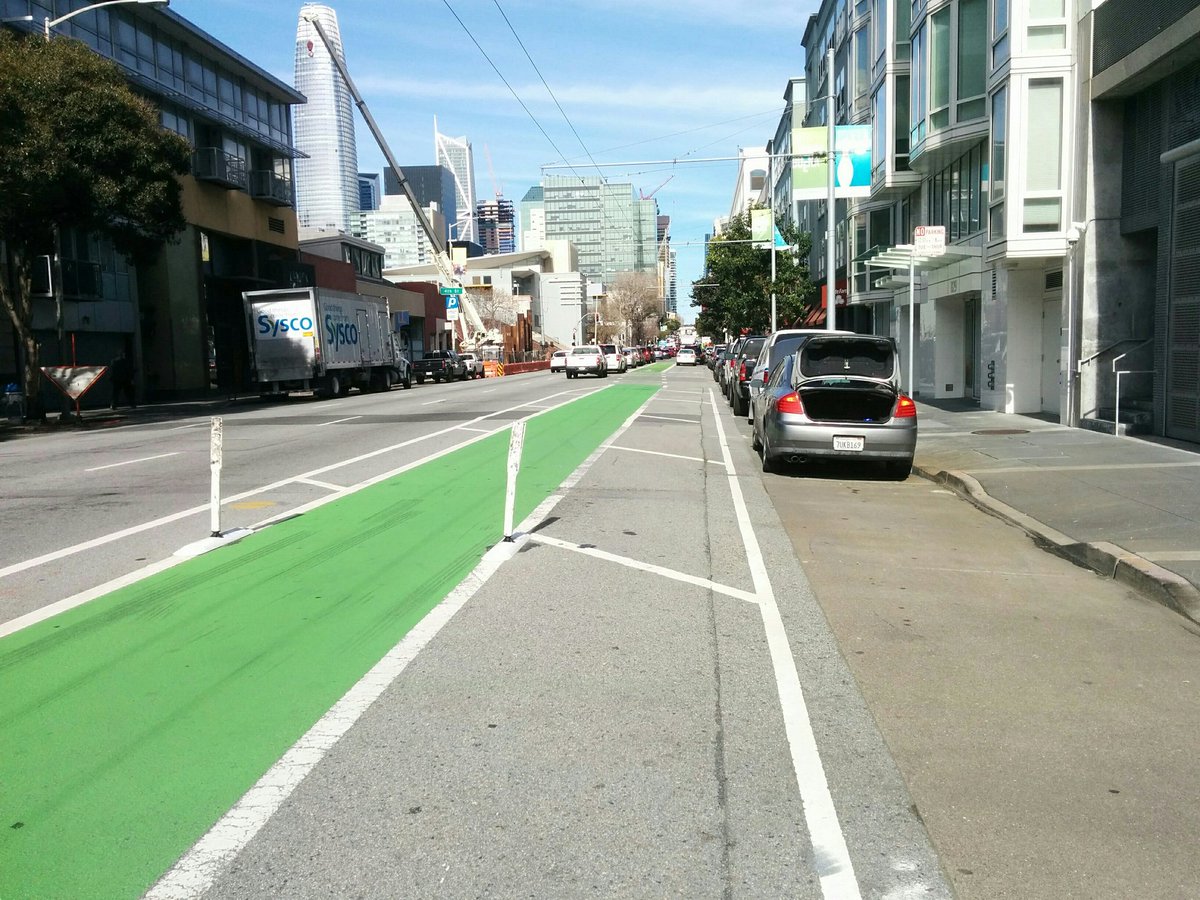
912,399 -> 1200,624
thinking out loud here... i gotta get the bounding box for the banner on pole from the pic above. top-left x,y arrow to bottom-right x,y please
791,125 -> 873,200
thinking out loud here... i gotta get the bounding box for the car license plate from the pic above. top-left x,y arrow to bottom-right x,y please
833,435 -> 864,452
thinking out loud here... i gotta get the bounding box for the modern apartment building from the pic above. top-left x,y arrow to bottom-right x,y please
358,173 -> 380,212
0,0 -> 305,405
476,198 -> 516,255
293,4 -> 358,234
788,0 -> 1200,439
353,195 -> 447,270
541,175 -> 659,287
434,122 -> 478,244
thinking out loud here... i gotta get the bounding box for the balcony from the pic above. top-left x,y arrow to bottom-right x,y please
249,170 -> 293,207
191,148 -> 248,190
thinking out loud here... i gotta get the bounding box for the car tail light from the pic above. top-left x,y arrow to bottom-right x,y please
761,369 -> 769,384
775,391 -> 804,415
738,361 -> 747,382
893,395 -> 917,418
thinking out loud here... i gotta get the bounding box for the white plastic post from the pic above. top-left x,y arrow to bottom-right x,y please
210,416 -> 223,537
503,420 -> 526,541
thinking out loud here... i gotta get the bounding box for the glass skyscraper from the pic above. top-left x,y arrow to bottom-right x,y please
293,4 -> 358,233
434,120 -> 478,244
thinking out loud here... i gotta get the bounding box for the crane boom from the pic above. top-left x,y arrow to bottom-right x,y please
303,14 -> 489,345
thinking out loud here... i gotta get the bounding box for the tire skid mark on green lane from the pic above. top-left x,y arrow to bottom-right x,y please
0,383 -> 656,900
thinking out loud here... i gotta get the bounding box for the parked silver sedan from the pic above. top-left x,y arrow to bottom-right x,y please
751,334 -> 917,478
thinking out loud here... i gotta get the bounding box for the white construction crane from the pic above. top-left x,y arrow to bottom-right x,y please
303,14 -> 493,349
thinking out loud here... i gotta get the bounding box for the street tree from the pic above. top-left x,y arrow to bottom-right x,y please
0,32 -> 191,418
604,271 -> 660,345
467,287 -> 518,332
692,207 -> 814,338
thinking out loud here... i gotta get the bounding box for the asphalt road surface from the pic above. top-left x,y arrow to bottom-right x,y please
2,362 -> 1197,899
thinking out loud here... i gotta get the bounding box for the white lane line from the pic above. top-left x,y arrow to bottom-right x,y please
0,386 -> 611,586
653,397 -> 702,404
421,399 -> 447,406
143,384 -> 659,900
964,461 -> 1200,474
84,452 -> 180,473
482,388 -> 497,393
170,422 -> 207,431
293,477 -> 345,492
609,445 -> 721,465
317,416 -> 362,427
708,388 -> 862,900
529,533 -> 758,604
457,426 -> 497,434
639,414 -> 699,424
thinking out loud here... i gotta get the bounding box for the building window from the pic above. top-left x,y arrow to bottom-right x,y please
895,73 -> 910,170
989,86 -> 1007,239
993,0 -> 1010,68
957,0 -> 987,121
874,0 -> 889,65
929,8 -> 951,131
855,26 -> 871,115
1023,78 -> 1063,232
910,22 -> 927,146
873,86 -> 887,175
1027,0 -> 1067,51
895,0 -> 911,60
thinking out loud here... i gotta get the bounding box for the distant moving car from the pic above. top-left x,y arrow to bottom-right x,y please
565,345 -> 608,378
676,347 -> 698,365
549,350 -> 568,372
752,334 -> 917,478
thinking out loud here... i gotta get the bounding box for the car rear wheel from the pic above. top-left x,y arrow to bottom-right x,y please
884,459 -> 912,480
732,390 -> 747,418
751,425 -> 762,452
760,434 -> 777,473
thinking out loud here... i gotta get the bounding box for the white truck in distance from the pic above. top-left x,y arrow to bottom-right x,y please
242,287 -> 412,398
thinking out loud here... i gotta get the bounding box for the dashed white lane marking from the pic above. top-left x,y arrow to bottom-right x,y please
421,398 -> 447,406
85,452 -> 180,473
608,445 -> 722,465
653,397 -> 702,404
170,422 -> 207,430
0,387 -> 609,587
457,426 -> 497,434
294,477 -> 345,492
707,388 -> 862,900
317,416 -> 362,427
640,414 -> 699,424
143,386 -> 661,900
528,533 -> 758,604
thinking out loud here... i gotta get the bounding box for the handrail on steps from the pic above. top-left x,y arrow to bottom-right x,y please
1112,339 -> 1155,435
1077,336 -> 1149,372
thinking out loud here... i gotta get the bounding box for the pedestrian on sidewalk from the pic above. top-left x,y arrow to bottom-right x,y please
109,347 -> 136,409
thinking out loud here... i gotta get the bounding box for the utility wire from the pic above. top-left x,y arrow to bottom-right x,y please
439,0 -> 583,182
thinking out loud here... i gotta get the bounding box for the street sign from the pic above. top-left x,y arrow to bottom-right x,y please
446,294 -> 460,321
438,285 -> 463,295
40,366 -> 106,400
914,225 -> 947,256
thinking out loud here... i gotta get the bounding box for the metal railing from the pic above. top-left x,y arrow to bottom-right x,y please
191,148 -> 248,190
1112,338 -> 1155,435
249,170 -> 293,206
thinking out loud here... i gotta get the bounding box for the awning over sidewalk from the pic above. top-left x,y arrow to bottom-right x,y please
853,242 -> 981,272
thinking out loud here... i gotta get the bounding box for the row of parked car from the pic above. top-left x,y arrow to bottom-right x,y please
550,343 -> 670,377
702,329 -> 917,478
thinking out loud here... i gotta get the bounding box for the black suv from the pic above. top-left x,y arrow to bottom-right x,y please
726,335 -> 768,417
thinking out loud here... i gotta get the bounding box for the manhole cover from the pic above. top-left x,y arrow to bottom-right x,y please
971,428 -> 1030,435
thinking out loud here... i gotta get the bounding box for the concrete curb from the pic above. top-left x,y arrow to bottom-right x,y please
917,465 -> 1200,627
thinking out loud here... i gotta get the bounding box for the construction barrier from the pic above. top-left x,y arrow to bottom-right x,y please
484,360 -> 504,378
502,361 -> 551,376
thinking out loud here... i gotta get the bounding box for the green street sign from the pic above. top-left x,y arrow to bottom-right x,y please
438,285 -> 463,295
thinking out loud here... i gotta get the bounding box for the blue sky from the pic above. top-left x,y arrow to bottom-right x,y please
180,0 -> 814,323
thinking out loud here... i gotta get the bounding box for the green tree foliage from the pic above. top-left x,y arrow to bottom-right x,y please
692,207 -> 814,338
0,31 -> 190,417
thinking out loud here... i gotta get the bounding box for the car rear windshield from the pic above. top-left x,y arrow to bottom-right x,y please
600,344 -> 617,353
800,338 -> 895,379
571,346 -> 600,355
738,337 -> 766,359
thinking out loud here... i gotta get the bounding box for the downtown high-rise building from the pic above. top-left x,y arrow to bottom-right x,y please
476,198 -> 516,255
541,175 -> 658,286
384,165 -> 457,243
434,119 -> 477,244
358,173 -> 380,212
293,4 -> 358,233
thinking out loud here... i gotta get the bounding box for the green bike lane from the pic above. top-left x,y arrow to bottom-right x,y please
0,383 -> 657,900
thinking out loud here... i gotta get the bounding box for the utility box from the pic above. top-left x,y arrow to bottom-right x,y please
4,386 -> 25,424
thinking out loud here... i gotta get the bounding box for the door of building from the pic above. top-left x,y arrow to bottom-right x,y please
964,296 -> 982,401
1041,298 -> 1062,416
1166,154 -> 1200,442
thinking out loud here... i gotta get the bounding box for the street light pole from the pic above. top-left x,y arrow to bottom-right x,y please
44,0 -> 169,39
826,46 -> 837,332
